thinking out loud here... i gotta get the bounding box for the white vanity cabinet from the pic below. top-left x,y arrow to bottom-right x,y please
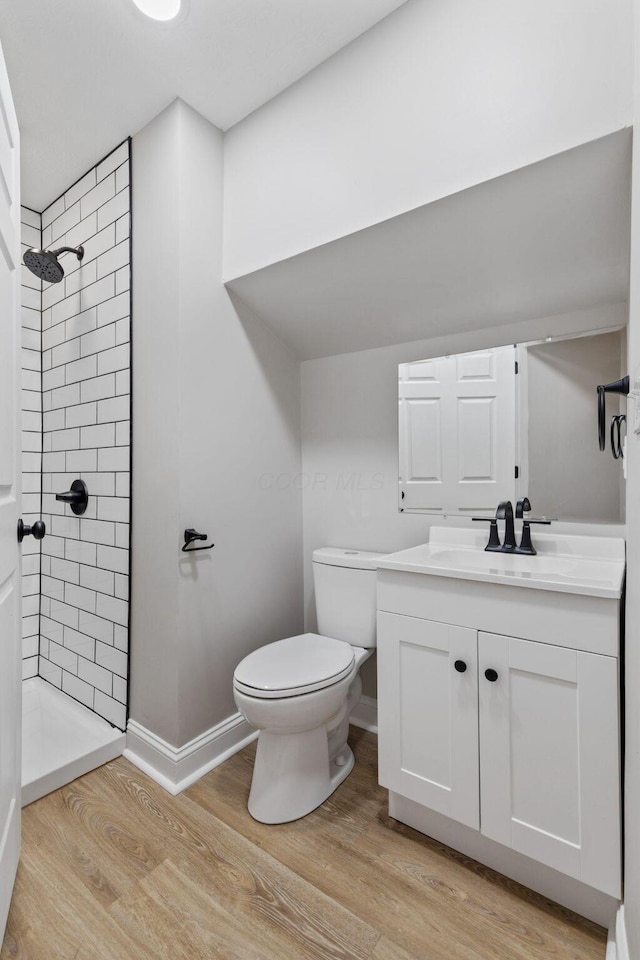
376,531 -> 625,904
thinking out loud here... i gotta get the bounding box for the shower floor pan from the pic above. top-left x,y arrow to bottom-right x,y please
22,677 -> 126,806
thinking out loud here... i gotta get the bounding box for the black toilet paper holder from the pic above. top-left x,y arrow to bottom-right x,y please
182,528 -> 215,552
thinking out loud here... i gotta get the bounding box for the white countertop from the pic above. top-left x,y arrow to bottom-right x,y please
376,527 -> 626,599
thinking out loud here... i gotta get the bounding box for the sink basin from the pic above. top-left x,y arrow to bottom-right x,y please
376,530 -> 626,598
427,547 -> 577,577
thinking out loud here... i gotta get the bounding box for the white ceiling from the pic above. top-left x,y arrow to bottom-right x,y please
227,131 -> 632,360
0,0 -> 408,211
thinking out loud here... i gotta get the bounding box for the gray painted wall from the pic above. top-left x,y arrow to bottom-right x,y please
130,100 -> 303,748
223,0 -> 633,279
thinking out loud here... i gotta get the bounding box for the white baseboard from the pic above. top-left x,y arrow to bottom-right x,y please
351,695 -> 377,733
126,696 -> 378,794
607,905 -> 629,960
124,713 -> 258,795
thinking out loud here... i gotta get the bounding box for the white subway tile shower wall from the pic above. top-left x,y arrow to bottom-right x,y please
21,206 -> 43,680
39,141 -> 131,731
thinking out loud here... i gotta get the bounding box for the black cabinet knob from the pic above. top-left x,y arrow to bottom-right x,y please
17,519 -> 46,543
454,660 -> 467,673
484,668 -> 499,682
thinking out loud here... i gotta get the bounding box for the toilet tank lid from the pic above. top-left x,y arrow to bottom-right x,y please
312,547 -> 385,571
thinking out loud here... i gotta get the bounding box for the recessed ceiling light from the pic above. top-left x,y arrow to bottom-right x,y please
132,0 -> 182,21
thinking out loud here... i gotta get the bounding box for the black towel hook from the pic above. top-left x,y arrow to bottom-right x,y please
182,528 -> 215,553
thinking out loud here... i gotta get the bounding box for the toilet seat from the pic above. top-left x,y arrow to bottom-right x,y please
233,633 -> 355,699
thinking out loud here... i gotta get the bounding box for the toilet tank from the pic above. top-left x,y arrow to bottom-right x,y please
312,547 -> 384,649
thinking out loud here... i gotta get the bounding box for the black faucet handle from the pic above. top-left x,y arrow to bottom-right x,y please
471,516 -> 502,552
515,514 -> 552,555
516,497 -> 531,519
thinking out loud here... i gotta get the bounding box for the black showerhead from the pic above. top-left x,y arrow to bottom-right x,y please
23,249 -> 64,283
23,245 -> 84,284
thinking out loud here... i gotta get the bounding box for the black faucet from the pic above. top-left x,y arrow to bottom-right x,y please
474,498 -> 552,553
496,501 -> 517,552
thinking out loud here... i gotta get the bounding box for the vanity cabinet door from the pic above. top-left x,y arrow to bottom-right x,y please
377,611 -> 479,829
478,632 -> 620,897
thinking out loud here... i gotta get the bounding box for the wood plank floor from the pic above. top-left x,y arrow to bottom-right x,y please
1,728 -> 607,960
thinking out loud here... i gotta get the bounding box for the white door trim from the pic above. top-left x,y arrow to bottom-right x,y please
0,31 -> 21,944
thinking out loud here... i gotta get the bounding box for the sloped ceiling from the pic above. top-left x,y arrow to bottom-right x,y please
227,131 -> 632,360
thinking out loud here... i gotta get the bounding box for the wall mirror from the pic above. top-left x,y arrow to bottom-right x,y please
398,328 -> 626,522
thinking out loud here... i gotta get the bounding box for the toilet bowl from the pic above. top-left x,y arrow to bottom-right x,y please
233,547 -> 382,824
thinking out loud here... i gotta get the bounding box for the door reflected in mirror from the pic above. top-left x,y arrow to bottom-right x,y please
398,329 -> 626,523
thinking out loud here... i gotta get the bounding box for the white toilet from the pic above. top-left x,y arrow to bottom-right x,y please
233,547 -> 382,824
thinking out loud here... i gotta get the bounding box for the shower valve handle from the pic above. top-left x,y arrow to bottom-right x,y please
55,479 -> 89,516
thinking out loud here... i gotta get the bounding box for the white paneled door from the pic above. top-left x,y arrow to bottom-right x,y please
399,346 -> 517,513
0,40 -> 21,943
